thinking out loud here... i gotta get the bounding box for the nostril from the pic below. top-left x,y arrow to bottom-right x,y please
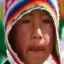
32,28 -> 43,39
33,37 -> 36,39
33,36 -> 42,39
39,37 -> 42,39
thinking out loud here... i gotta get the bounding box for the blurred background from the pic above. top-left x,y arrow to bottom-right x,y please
0,0 -> 7,63
0,0 -> 64,63
59,0 -> 64,63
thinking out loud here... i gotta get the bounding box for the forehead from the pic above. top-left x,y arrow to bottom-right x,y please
22,9 -> 53,19
19,9 -> 54,23
30,9 -> 50,15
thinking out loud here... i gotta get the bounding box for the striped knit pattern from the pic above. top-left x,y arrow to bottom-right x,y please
5,0 -> 61,64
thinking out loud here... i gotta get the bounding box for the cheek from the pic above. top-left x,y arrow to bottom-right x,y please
41,27 -> 54,51
44,32 -> 54,53
15,26 -> 31,51
14,25 -> 33,61
44,34 -> 53,45
42,25 -> 54,45
44,34 -> 50,44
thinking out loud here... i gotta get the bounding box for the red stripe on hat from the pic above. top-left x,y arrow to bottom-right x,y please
5,0 -> 17,15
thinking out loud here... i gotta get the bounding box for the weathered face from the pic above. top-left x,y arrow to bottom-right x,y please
9,10 -> 55,64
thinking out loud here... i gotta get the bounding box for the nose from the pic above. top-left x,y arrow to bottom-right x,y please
32,28 -> 43,39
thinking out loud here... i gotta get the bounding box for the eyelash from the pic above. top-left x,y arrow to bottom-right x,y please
42,19 -> 51,24
22,20 -> 31,24
22,19 -> 51,24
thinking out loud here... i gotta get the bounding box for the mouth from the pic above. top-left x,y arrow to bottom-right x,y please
28,47 -> 44,54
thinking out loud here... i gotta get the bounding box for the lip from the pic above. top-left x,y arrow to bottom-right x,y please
28,47 -> 44,54
30,50 -> 42,54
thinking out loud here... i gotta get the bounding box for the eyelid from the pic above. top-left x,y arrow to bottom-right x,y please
42,19 -> 51,24
22,20 -> 31,24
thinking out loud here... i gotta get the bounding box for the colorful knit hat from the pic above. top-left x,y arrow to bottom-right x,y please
5,0 -> 61,64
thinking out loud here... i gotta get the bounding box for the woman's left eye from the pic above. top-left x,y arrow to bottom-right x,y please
42,19 -> 51,24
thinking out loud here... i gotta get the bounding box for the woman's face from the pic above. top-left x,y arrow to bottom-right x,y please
11,10 -> 55,64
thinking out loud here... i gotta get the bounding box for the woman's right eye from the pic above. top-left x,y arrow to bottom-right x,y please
22,20 -> 31,24
42,19 -> 51,24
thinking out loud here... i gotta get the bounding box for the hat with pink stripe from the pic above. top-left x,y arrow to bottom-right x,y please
5,0 -> 61,64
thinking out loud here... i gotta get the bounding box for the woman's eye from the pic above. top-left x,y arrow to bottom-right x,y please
42,19 -> 51,24
22,20 -> 31,24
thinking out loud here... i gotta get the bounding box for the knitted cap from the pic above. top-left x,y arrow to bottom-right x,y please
5,0 -> 61,64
